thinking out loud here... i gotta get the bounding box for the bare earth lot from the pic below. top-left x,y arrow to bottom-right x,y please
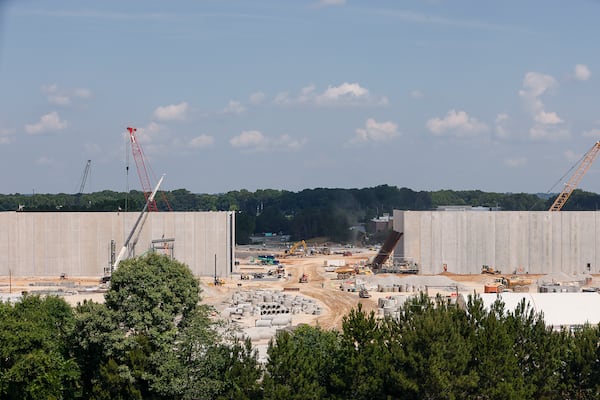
0,249 -> 591,361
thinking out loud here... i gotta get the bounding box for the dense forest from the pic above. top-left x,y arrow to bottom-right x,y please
3,253 -> 600,400
3,185 -> 600,244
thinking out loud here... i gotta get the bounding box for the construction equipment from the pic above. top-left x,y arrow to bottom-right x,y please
335,267 -> 355,280
369,231 -> 403,271
110,174 -> 165,275
75,159 -> 91,206
358,287 -> 371,298
286,240 -> 307,257
549,141 -> 600,211
485,275 -> 532,293
481,265 -> 501,275
299,273 -> 309,283
214,277 -> 225,286
127,127 -> 172,212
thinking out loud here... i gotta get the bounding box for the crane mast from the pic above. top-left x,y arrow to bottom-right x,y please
127,127 -> 159,212
549,141 -> 600,211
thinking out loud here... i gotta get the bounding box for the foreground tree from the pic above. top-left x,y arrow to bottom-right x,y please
0,295 -> 80,399
72,252 -> 262,399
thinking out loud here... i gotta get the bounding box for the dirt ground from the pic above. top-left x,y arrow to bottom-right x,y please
0,250 -> 584,332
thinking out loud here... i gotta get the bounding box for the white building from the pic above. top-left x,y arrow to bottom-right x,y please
0,211 -> 235,278
393,210 -> 600,275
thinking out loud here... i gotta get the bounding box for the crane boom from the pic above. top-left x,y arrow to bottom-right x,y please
113,174 -> 165,271
78,160 -> 91,194
127,127 -> 159,212
549,141 -> 600,211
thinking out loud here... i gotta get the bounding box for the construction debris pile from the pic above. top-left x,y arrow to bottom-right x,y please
223,289 -> 323,346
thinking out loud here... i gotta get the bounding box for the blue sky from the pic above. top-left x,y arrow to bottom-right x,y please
1,0 -> 600,195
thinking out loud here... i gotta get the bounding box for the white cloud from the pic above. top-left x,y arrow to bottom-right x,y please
41,84 -> 92,106
351,118 -> 399,143
274,92 -> 292,106
25,111 -> 68,135
316,82 -> 373,106
298,84 -> 317,104
426,110 -> 488,136
222,100 -> 245,115
519,72 -> 557,111
275,82 -> 387,107
153,102 -> 189,121
494,113 -> 510,139
0,126 -> 15,144
504,157 -> 527,167
230,130 -> 266,148
574,64 -> 591,81
249,92 -> 267,105
129,122 -> 169,145
582,128 -> 600,138
518,71 -> 569,140
229,130 -> 305,151
534,111 -> 563,125
189,134 -> 214,149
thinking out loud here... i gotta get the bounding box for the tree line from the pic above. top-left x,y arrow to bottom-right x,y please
2,253 -> 600,399
3,186 -> 600,243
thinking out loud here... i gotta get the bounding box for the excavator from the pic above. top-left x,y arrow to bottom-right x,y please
285,240 -> 308,257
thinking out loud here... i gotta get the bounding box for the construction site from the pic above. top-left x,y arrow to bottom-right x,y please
3,138 -> 600,358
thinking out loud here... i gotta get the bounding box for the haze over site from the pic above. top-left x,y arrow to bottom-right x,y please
1,0 -> 600,195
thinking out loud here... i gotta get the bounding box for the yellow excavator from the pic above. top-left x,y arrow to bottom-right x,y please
285,240 -> 307,257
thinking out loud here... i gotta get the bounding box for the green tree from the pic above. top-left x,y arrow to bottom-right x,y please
0,295 -> 80,400
263,324 -> 341,400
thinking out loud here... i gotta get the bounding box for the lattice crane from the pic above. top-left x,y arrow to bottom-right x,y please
549,141 -> 600,211
127,127 -> 171,212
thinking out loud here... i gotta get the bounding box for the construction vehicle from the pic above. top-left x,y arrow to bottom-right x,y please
258,254 -> 280,265
485,275 -> 532,293
285,240 -> 307,257
358,286 -> 371,298
335,267 -> 355,280
299,273 -> 309,283
481,265 -> 501,275
549,141 -> 600,211
214,277 -> 225,286
502,276 -> 532,292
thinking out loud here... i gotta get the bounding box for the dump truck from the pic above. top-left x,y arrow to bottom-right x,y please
299,273 -> 309,283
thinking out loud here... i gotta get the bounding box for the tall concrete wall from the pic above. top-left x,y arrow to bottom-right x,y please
0,211 -> 235,277
393,210 -> 600,275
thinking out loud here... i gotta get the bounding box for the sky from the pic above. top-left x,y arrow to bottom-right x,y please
1,0 -> 600,195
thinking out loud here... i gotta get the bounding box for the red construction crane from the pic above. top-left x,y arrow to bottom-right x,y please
127,127 -> 171,212
549,141 -> 600,211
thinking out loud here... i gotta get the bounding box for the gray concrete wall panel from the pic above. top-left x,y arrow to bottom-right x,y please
393,210 -> 600,275
0,211 -> 234,278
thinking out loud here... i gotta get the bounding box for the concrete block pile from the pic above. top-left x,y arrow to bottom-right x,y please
223,289 -> 323,321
